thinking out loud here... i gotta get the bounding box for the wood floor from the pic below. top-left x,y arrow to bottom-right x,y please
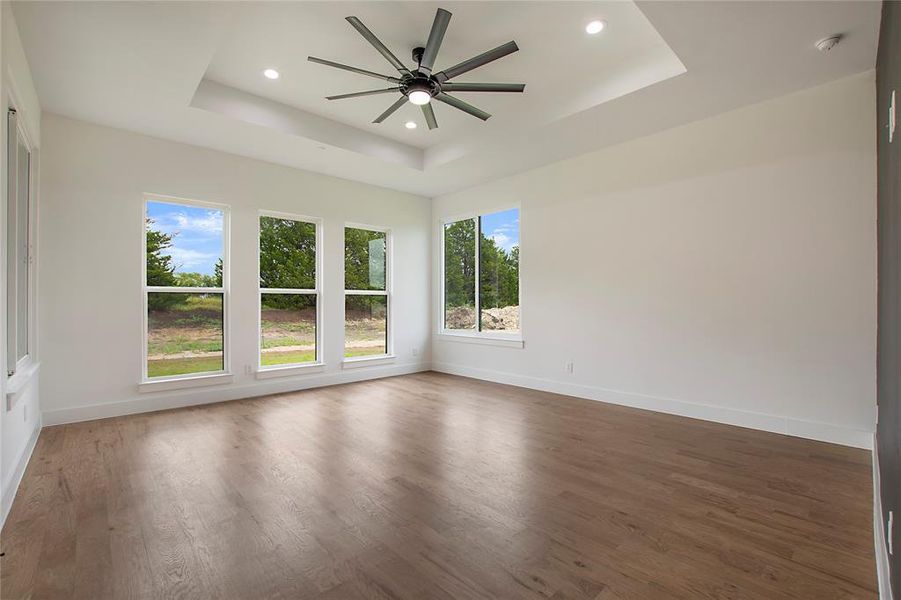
1,372 -> 876,599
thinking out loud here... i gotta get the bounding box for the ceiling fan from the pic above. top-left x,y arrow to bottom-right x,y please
307,8 -> 525,130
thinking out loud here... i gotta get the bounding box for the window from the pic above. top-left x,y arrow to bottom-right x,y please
258,213 -> 320,369
443,208 -> 520,335
344,226 -> 390,359
6,108 -> 33,376
143,197 -> 227,380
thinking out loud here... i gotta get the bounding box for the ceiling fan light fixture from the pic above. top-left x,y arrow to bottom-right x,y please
408,90 -> 432,105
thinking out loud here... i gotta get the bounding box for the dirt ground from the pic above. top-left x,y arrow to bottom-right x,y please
445,305 -> 519,330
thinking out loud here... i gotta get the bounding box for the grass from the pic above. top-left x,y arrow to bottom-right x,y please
261,335 -> 314,350
260,349 -> 316,366
147,355 -> 223,378
343,346 -> 386,359
259,346 -> 385,367
148,298 -> 387,378
151,337 -> 222,355
148,346 -> 387,377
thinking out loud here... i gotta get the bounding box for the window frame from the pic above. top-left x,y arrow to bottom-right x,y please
140,193 -> 231,384
438,206 -> 523,346
343,222 -> 394,364
5,104 -> 38,392
256,210 -> 323,375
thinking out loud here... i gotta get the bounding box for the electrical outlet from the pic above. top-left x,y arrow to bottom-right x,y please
244,364 -> 252,376
412,347 -> 419,357
565,360 -> 574,374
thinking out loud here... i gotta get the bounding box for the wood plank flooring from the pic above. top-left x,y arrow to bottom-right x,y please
1,372 -> 876,599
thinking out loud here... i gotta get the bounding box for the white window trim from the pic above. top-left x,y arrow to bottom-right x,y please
343,222 -> 393,365
436,331 -> 524,348
5,95 -> 39,408
255,362 -> 326,380
5,360 -> 39,401
140,194 -> 231,386
138,372 -> 234,393
342,354 -> 397,369
438,206 -> 522,345
256,210 -> 324,376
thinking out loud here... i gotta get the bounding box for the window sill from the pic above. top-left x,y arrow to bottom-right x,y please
256,363 -> 326,379
6,361 -> 40,409
138,372 -> 234,393
437,332 -> 524,348
341,355 -> 396,369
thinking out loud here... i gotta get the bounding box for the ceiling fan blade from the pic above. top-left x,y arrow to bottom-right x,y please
326,88 -> 400,100
419,8 -> 452,75
422,103 -> 438,130
435,41 -> 519,83
434,93 -> 490,121
345,16 -> 412,76
308,56 -> 401,83
440,83 -> 525,93
373,96 -> 408,123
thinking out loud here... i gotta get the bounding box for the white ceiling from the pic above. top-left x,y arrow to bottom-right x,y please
203,2 -> 682,151
12,1 -> 881,197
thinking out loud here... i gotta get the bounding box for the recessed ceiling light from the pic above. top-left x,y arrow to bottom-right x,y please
405,121 -> 417,129
263,68 -> 280,80
585,20 -> 606,35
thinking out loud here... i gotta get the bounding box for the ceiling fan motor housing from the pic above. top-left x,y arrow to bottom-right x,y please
401,74 -> 439,100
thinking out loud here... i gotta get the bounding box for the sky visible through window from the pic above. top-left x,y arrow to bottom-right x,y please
146,201 -> 223,276
481,208 -> 519,254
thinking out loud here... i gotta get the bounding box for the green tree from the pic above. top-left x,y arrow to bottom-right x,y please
503,246 -> 520,306
173,271 -> 218,287
444,219 -> 476,308
478,232 -> 519,309
344,228 -> 386,290
146,218 -> 177,287
146,218 -> 182,309
260,217 -> 316,309
260,217 -> 316,288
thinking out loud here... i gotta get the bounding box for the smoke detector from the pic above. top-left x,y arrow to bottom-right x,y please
815,35 -> 842,52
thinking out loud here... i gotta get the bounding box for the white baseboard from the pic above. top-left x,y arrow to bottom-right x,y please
874,441 -> 895,600
431,362 -> 873,449
1,416 -> 41,528
42,361 -> 430,426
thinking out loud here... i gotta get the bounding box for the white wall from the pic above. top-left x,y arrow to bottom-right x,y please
38,114 -> 430,424
0,2 -> 42,524
432,72 -> 877,449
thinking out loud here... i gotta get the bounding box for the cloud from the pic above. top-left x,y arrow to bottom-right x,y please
175,211 -> 222,234
161,247 -> 219,272
153,209 -> 222,237
489,231 -> 518,253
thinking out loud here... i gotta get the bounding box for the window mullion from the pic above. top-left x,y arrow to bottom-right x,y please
260,287 -> 317,295
146,286 -> 224,294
